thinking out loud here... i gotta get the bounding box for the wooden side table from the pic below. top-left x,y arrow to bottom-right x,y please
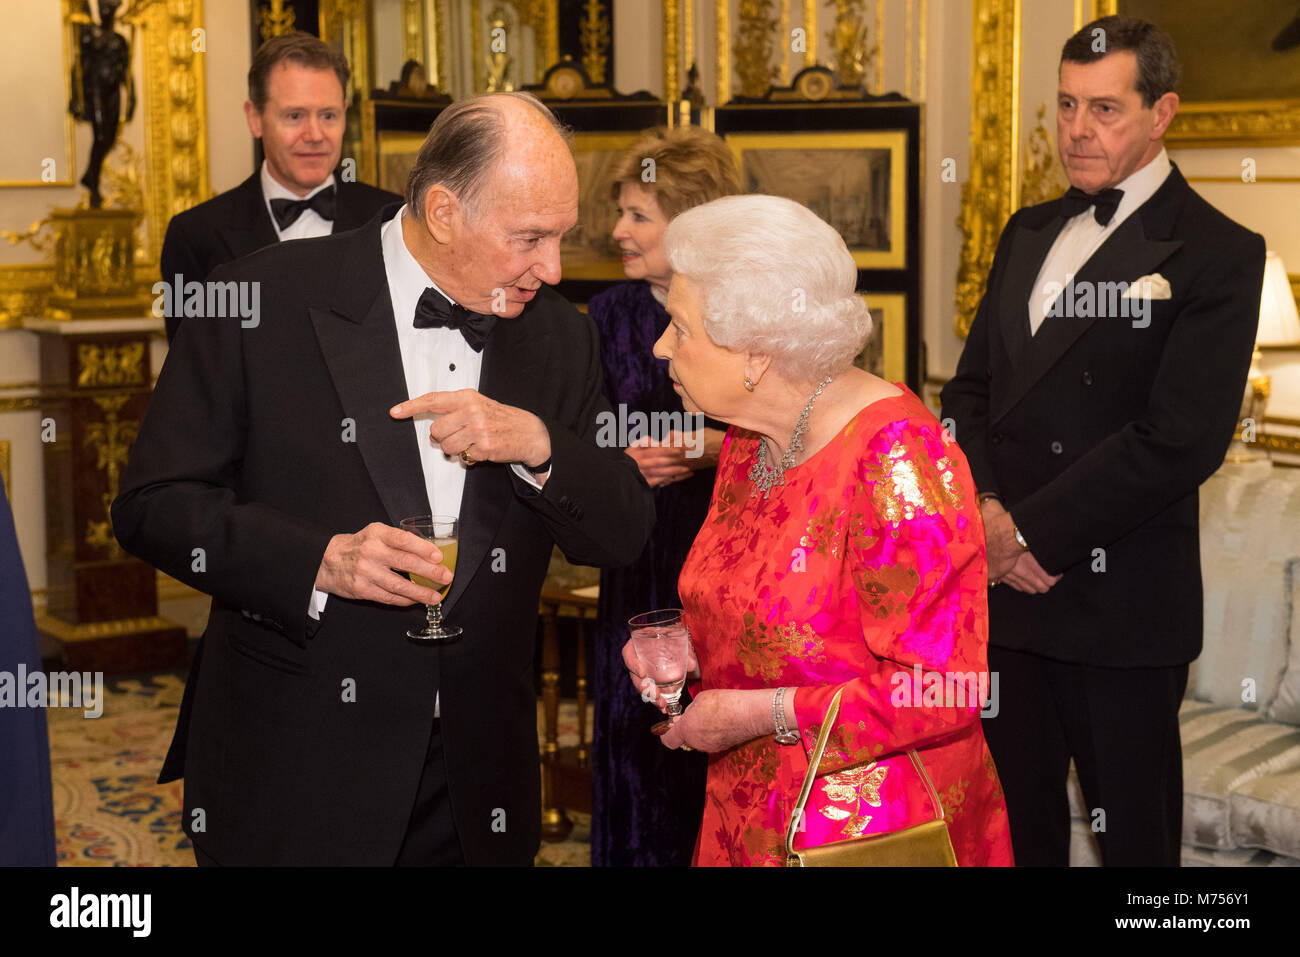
537,583 -> 598,842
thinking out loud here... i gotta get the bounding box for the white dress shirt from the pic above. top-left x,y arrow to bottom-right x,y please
261,161 -> 336,241
309,206 -> 545,715
1029,147 -> 1172,334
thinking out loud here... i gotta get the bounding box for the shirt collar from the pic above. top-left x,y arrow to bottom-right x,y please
381,205 -> 455,310
259,160 -> 336,203
1102,147 -> 1172,227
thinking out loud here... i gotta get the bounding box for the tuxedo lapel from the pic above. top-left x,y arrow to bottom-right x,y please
441,310 -> 549,617
992,171 -> 1188,424
999,212 -> 1064,367
217,174 -> 279,261
309,223 -> 431,528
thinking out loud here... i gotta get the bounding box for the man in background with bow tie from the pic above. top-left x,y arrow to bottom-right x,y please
159,31 -> 398,343
942,15 -> 1265,866
114,91 -> 654,865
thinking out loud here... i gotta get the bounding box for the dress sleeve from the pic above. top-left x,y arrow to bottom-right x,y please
791,415 -> 990,775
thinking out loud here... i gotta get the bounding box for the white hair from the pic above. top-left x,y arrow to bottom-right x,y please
663,193 -> 872,383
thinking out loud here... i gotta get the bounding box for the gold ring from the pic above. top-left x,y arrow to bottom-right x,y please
459,445 -> 477,466
989,579 -> 1000,588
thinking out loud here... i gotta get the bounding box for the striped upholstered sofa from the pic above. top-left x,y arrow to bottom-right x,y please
1068,458 -> 1300,866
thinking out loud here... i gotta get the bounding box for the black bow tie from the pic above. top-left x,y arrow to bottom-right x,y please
412,288 -> 497,352
269,186 -> 337,229
1060,186 -> 1123,226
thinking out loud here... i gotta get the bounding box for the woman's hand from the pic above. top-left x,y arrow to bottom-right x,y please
622,637 -> 699,711
659,688 -> 795,754
625,428 -> 726,487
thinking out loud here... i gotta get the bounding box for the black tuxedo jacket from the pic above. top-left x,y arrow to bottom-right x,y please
113,210 -> 655,864
941,166 -> 1265,668
159,171 -> 399,342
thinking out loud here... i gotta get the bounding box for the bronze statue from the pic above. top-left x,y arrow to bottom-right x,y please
69,0 -> 136,208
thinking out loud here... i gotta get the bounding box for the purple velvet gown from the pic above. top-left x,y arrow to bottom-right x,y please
588,281 -> 712,867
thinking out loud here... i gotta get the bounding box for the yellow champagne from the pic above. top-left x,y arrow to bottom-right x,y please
410,538 -> 458,597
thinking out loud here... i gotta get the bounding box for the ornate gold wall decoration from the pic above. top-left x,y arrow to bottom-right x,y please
83,393 -> 139,559
954,0 -> 1019,339
77,343 -> 146,388
259,0 -> 296,39
666,0 -> 681,104
485,6 -> 516,92
0,440 -> 10,502
826,0 -> 878,90
138,0 -> 210,261
735,0 -> 780,98
1019,103 -> 1065,208
715,0 -> 730,103
580,0 -> 610,84
402,0 -> 423,63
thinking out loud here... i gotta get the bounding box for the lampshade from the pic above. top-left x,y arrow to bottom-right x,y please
1258,251 -> 1300,347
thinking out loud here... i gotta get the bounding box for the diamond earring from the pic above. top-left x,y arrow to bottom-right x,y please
744,376 -> 755,392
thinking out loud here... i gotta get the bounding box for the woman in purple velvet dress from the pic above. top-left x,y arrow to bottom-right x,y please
588,127 -> 741,866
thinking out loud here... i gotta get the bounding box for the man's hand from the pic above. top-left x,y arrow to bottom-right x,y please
314,523 -> 451,606
980,497 -> 1062,593
391,389 -> 552,475
1001,550 -> 1061,594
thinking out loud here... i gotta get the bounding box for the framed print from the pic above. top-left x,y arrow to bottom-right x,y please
855,293 -> 908,386
725,130 -> 908,270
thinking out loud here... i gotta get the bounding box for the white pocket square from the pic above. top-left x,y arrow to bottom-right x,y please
1123,273 -> 1172,300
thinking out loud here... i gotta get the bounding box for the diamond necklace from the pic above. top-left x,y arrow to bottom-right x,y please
749,375 -> 833,499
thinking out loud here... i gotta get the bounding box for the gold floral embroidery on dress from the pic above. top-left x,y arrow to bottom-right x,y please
817,763 -> 887,839
822,762 -> 888,806
847,510 -> 879,555
852,562 -> 919,619
720,732 -> 781,782
800,503 -> 844,559
865,440 -> 961,522
940,778 -> 969,821
933,456 -> 966,509
804,722 -> 877,769
735,614 -> 827,681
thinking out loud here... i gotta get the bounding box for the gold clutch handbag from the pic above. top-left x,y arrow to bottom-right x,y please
784,689 -> 959,867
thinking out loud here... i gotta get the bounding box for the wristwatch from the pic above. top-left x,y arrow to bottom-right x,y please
1012,523 -> 1029,550
773,687 -> 800,745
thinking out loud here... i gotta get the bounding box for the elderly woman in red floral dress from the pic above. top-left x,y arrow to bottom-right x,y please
624,194 -> 1015,866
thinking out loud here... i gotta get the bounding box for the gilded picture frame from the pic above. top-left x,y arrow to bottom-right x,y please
856,293 -> 909,386
1105,0 -> 1300,146
724,130 -> 909,270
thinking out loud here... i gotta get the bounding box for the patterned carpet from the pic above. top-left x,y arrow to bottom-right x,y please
48,672 -> 591,866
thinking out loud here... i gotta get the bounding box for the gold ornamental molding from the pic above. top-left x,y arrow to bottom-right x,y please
580,0 -> 610,85
0,0 -> 209,319
666,0 -> 681,105
138,0 -> 210,263
0,439 -> 10,502
259,0 -> 296,39
954,0 -> 1019,339
35,613 -> 177,643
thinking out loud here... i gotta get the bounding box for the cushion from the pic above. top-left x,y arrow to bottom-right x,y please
1229,764 -> 1300,859
1180,701 -> 1300,850
1196,468 -> 1300,714
1268,558 -> 1300,724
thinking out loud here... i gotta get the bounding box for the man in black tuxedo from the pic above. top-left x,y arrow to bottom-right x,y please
941,16 -> 1265,866
113,92 -> 655,865
160,31 -> 397,343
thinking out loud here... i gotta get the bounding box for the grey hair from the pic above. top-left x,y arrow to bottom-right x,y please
405,91 -> 572,222
663,194 -> 872,383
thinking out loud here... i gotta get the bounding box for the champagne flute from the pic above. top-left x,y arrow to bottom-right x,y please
399,515 -> 462,641
629,608 -> 692,721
